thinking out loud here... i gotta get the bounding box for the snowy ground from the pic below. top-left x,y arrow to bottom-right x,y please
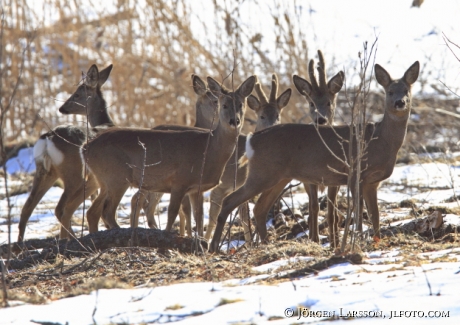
1,148 -> 460,324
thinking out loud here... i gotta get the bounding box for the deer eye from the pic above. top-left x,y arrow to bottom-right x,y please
223,104 -> 228,109
389,91 -> 394,96
327,101 -> 331,106
310,102 -> 314,107
74,94 -> 80,99
276,114 -> 280,120
261,115 -> 265,119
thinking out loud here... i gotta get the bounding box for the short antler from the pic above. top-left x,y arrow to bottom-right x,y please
269,74 -> 279,102
254,76 -> 269,105
308,59 -> 320,92
317,50 -> 328,92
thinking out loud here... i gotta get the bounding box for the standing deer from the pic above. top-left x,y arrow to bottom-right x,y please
18,64 -> 114,241
132,74 -> 291,241
203,73 -> 291,242
210,61 -> 420,253
293,50 -> 344,246
81,76 -> 256,236
129,74 -> 219,235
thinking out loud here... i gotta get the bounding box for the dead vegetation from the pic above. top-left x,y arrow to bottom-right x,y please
1,225 -> 458,305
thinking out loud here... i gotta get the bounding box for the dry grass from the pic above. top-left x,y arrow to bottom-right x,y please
2,226 -> 459,306
1,0 -> 459,157
0,0 -> 313,143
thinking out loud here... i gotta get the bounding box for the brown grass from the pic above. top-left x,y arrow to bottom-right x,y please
1,0 -> 459,156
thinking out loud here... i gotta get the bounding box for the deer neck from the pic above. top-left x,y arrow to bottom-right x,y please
88,90 -> 114,127
207,120 -> 240,165
375,109 -> 410,152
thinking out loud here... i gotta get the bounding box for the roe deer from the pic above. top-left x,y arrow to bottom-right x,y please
210,61 -> 420,252
129,74 -> 219,235
204,73 -> 291,242
18,64 -> 114,241
81,76 -> 256,236
292,50 -> 344,245
131,75 -> 258,236
131,75 -> 290,240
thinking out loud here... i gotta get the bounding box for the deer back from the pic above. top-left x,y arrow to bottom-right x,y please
245,61 -> 419,187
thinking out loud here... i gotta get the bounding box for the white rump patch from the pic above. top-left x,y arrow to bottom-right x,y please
246,133 -> 255,160
46,138 -> 64,166
34,138 -> 53,171
33,139 -> 47,162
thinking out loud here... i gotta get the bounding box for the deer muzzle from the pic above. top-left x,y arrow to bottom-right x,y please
394,99 -> 406,109
229,118 -> 241,128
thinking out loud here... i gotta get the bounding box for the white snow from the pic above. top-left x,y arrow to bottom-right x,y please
5,148 -> 36,175
2,147 -> 460,323
1,260 -> 459,324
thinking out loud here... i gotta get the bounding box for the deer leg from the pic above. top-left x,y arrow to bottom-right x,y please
54,191 -> 73,239
326,186 -> 340,248
305,183 -> 320,243
178,195 -> 192,237
205,186 -> 231,242
56,177 -> 99,240
253,179 -> 291,242
189,191 -> 204,237
87,186 -> 108,233
144,192 -> 163,229
238,202 -> 252,243
165,188 -> 187,232
130,189 -> 147,228
102,184 -> 128,230
210,176 -> 281,253
362,182 -> 380,239
55,173 -> 94,239
18,163 -> 58,242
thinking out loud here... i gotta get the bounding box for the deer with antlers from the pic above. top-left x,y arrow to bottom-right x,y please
81,76 -> 256,236
293,50 -> 344,246
18,64 -> 114,241
210,61 -> 420,252
131,75 -> 291,240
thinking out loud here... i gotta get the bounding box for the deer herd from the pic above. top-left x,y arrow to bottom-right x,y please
18,50 -> 420,253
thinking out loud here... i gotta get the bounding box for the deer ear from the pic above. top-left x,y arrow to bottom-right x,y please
238,76 -> 256,98
86,65 -> 99,88
403,61 -> 420,85
98,64 -> 113,87
293,75 -> 312,97
276,88 -> 291,109
192,74 -> 207,96
327,71 -> 344,94
207,76 -> 223,97
247,94 -> 260,112
374,64 -> 392,88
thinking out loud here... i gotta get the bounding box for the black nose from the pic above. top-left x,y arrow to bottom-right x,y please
317,117 -> 327,125
229,118 -> 241,126
59,106 -> 67,114
395,99 -> 406,109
